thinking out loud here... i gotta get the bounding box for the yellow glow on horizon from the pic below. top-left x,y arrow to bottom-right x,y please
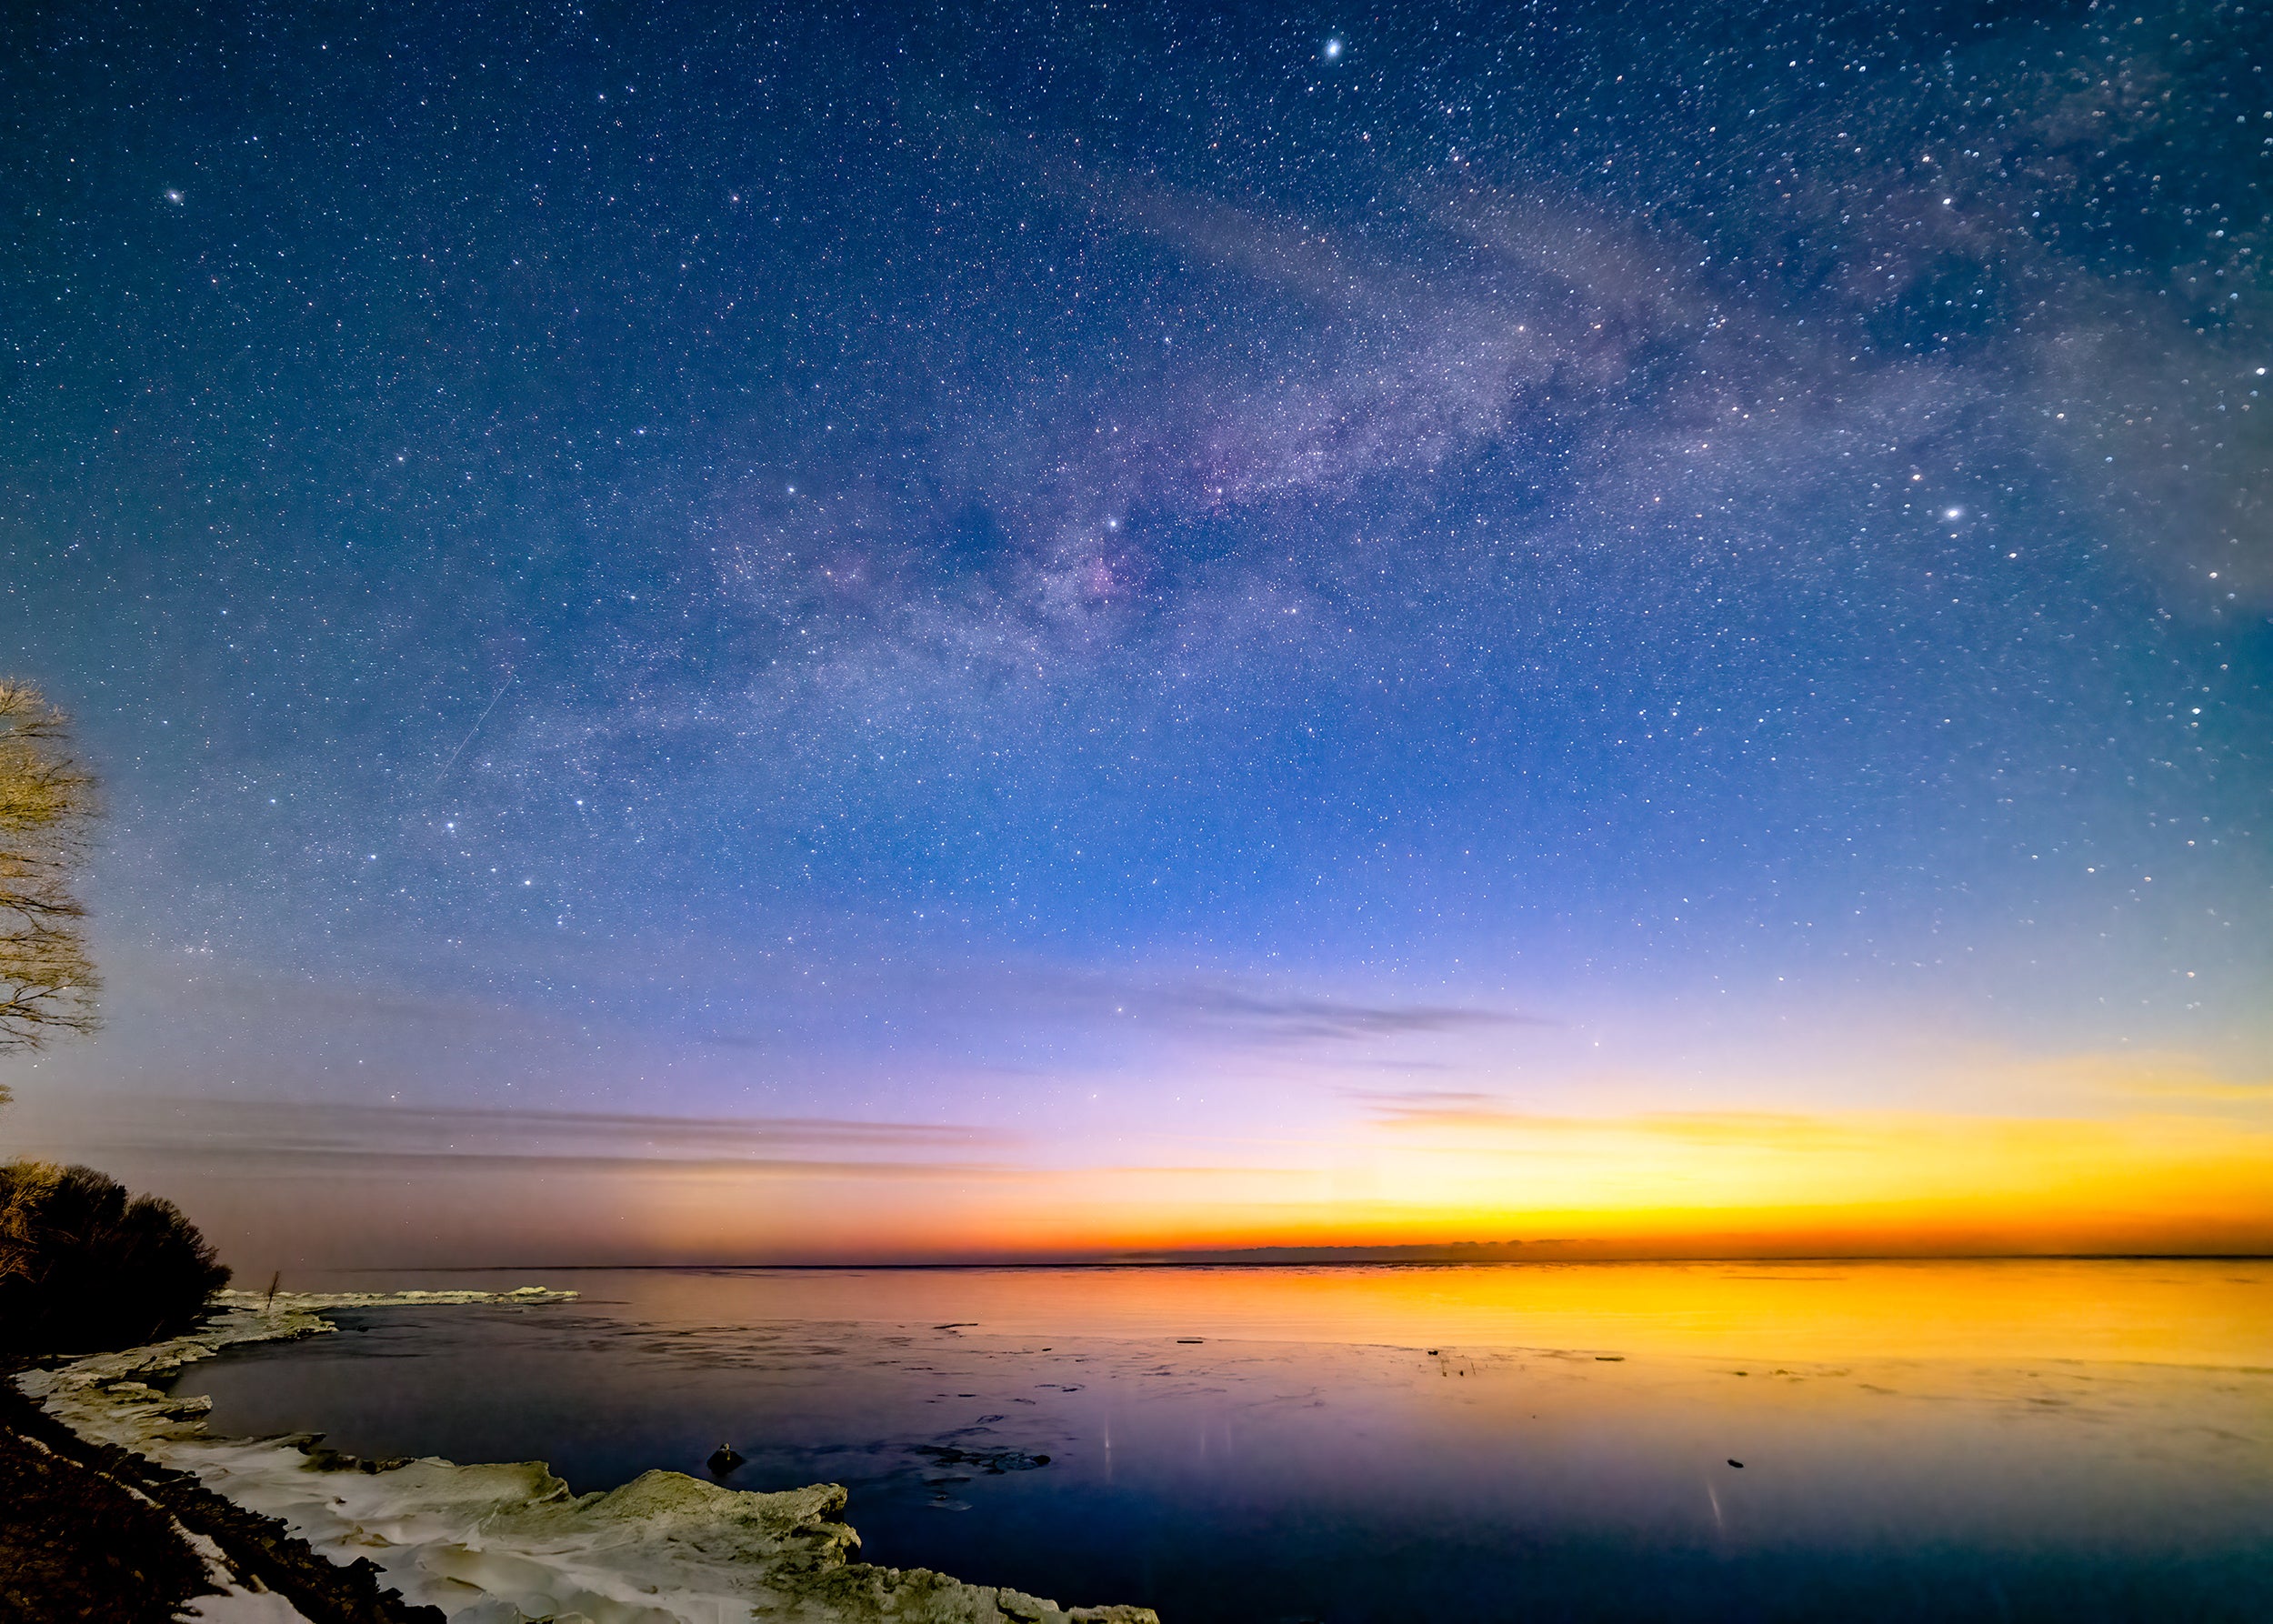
611,1105 -> 2273,1263
24,1085 -> 2272,1271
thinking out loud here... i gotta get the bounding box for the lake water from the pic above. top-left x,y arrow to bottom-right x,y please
173,1261 -> 2273,1623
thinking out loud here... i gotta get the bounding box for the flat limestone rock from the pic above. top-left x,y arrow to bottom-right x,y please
18,1294 -> 1160,1624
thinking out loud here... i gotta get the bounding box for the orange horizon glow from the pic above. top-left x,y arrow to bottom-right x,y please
529,1100 -> 2267,1264
15,1094 -> 2256,1273
10,1037 -> 2270,1273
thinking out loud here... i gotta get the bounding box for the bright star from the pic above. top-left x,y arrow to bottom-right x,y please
165,189 -> 185,205
1323,37 -> 1344,60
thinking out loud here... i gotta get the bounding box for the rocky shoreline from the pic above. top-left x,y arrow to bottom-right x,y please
7,1290 -> 1161,1624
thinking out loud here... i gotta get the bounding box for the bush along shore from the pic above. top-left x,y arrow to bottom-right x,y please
11,1286 -> 1165,1624
0,1161 -> 232,1357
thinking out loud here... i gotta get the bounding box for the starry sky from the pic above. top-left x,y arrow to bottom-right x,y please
5,0 -> 2270,1267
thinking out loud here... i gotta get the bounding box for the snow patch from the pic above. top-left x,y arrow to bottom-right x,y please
174,1522 -> 317,1624
179,1591 -> 315,1623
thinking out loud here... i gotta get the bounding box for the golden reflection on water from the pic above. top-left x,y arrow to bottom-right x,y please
504,1258 -> 2273,1367
206,1258 -> 2273,1619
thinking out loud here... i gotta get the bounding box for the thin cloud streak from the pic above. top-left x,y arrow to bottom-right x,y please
1356,1091 -> 1877,1149
142,1150 -> 1036,1182
61,1097 -> 1018,1165
1153,987 -> 1547,1041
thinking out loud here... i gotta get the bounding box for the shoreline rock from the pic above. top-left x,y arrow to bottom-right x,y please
14,1289 -> 1161,1624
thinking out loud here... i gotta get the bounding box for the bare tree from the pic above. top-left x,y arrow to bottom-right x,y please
0,682 -> 99,1081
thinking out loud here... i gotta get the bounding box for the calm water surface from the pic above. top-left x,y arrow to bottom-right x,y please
175,1261 -> 2273,1623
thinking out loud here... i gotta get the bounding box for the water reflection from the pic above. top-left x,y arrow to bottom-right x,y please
178,1262 -> 2273,1622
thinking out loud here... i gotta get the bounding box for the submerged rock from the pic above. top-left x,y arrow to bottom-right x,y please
912,1443 -> 1052,1474
17,1291 -> 1161,1624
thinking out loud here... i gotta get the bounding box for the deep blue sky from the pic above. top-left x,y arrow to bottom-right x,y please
5,0 -> 2268,1260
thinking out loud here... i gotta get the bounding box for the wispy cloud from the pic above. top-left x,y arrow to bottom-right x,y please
61,1097 -> 1018,1174
1356,1091 -> 1871,1149
2057,1056 -> 2273,1108
686,961 -> 1542,1051
1153,987 -> 1544,1042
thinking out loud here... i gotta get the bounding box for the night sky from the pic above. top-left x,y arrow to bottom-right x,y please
7,0 -> 2269,1265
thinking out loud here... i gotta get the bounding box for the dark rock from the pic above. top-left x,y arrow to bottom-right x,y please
912,1442 -> 1052,1474
304,1443 -> 415,1474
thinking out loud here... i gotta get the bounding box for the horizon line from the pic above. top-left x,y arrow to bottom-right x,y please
315,1250 -> 2273,1274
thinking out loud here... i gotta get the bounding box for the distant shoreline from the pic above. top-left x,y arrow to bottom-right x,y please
335,1249 -> 2273,1272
